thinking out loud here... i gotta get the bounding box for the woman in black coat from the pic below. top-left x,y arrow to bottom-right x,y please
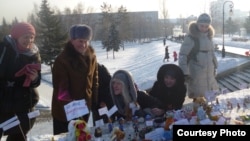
149,64 -> 187,113
0,22 -> 41,141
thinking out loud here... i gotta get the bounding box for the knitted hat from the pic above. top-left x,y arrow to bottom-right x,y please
197,13 -> 212,25
10,22 -> 36,39
69,24 -> 92,40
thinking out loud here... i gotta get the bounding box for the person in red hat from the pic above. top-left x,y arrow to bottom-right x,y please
0,22 -> 41,141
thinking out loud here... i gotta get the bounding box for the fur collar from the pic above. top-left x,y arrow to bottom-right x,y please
188,21 -> 214,40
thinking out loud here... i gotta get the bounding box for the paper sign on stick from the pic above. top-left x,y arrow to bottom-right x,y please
3,120 -> 20,131
107,105 -> 118,117
28,110 -> 40,119
0,116 -> 18,128
64,99 -> 89,121
98,106 -> 108,116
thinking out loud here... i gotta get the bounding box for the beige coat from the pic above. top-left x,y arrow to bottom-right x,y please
178,22 -> 219,98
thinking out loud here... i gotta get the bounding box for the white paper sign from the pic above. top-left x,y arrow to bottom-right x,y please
3,120 -> 20,131
0,116 -> 18,128
146,120 -> 153,126
64,99 -> 89,121
107,105 -> 118,117
28,110 -> 40,119
95,119 -> 104,127
98,106 -> 108,116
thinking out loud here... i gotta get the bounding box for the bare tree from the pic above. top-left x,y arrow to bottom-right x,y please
160,0 -> 169,37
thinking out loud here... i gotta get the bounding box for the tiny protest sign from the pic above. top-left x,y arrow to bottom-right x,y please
64,99 -> 89,121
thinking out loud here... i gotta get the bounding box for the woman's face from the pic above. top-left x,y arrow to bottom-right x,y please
112,79 -> 123,95
71,38 -> 89,55
164,75 -> 176,88
197,23 -> 209,33
17,33 -> 35,50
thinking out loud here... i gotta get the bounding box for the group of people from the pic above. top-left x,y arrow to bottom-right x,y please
0,12 -> 219,140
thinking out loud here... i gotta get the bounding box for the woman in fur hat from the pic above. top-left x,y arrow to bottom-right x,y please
0,22 -> 41,141
178,13 -> 219,100
110,70 -> 162,120
149,64 -> 186,113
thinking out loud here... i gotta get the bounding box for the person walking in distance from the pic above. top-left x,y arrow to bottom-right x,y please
163,46 -> 170,62
173,51 -> 178,62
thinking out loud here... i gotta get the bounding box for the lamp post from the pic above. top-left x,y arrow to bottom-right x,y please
222,1 -> 234,58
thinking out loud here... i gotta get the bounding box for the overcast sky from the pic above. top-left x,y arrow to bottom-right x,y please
0,0 -> 249,23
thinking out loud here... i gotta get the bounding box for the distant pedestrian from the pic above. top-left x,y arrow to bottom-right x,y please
163,38 -> 166,46
173,51 -> 178,62
245,50 -> 250,56
163,46 -> 170,62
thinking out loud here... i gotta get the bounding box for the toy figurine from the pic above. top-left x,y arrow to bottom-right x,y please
110,127 -> 125,141
108,118 -> 113,133
118,117 -> 124,131
94,127 -> 102,138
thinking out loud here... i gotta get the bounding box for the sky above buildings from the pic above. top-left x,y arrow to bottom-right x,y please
1,0 -> 249,23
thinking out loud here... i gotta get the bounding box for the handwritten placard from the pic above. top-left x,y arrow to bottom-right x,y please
98,106 -> 108,116
64,99 -> 89,121
107,105 -> 118,117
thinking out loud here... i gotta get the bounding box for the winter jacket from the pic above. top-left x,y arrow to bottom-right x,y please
149,64 -> 186,111
97,63 -> 113,109
0,35 -> 41,113
178,22 -> 219,98
51,42 -> 98,122
0,35 -> 41,137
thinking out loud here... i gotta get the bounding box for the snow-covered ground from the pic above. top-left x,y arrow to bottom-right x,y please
1,37 -> 250,141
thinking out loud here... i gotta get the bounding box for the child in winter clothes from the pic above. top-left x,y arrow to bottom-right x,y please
0,22 -> 41,141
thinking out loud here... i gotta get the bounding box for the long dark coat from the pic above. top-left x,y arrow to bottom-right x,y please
51,42 -> 98,122
0,35 -> 41,136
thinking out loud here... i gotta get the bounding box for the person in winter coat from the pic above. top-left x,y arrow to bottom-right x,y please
149,64 -> 186,113
173,51 -> 178,62
178,13 -> 219,100
0,22 -> 41,141
51,24 -> 98,135
96,63 -> 113,123
110,70 -> 162,121
163,46 -> 170,62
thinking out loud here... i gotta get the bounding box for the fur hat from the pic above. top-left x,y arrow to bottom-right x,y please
197,13 -> 212,25
69,24 -> 92,40
10,22 -> 36,39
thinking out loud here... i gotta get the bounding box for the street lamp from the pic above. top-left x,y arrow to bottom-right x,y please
222,1 -> 234,58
